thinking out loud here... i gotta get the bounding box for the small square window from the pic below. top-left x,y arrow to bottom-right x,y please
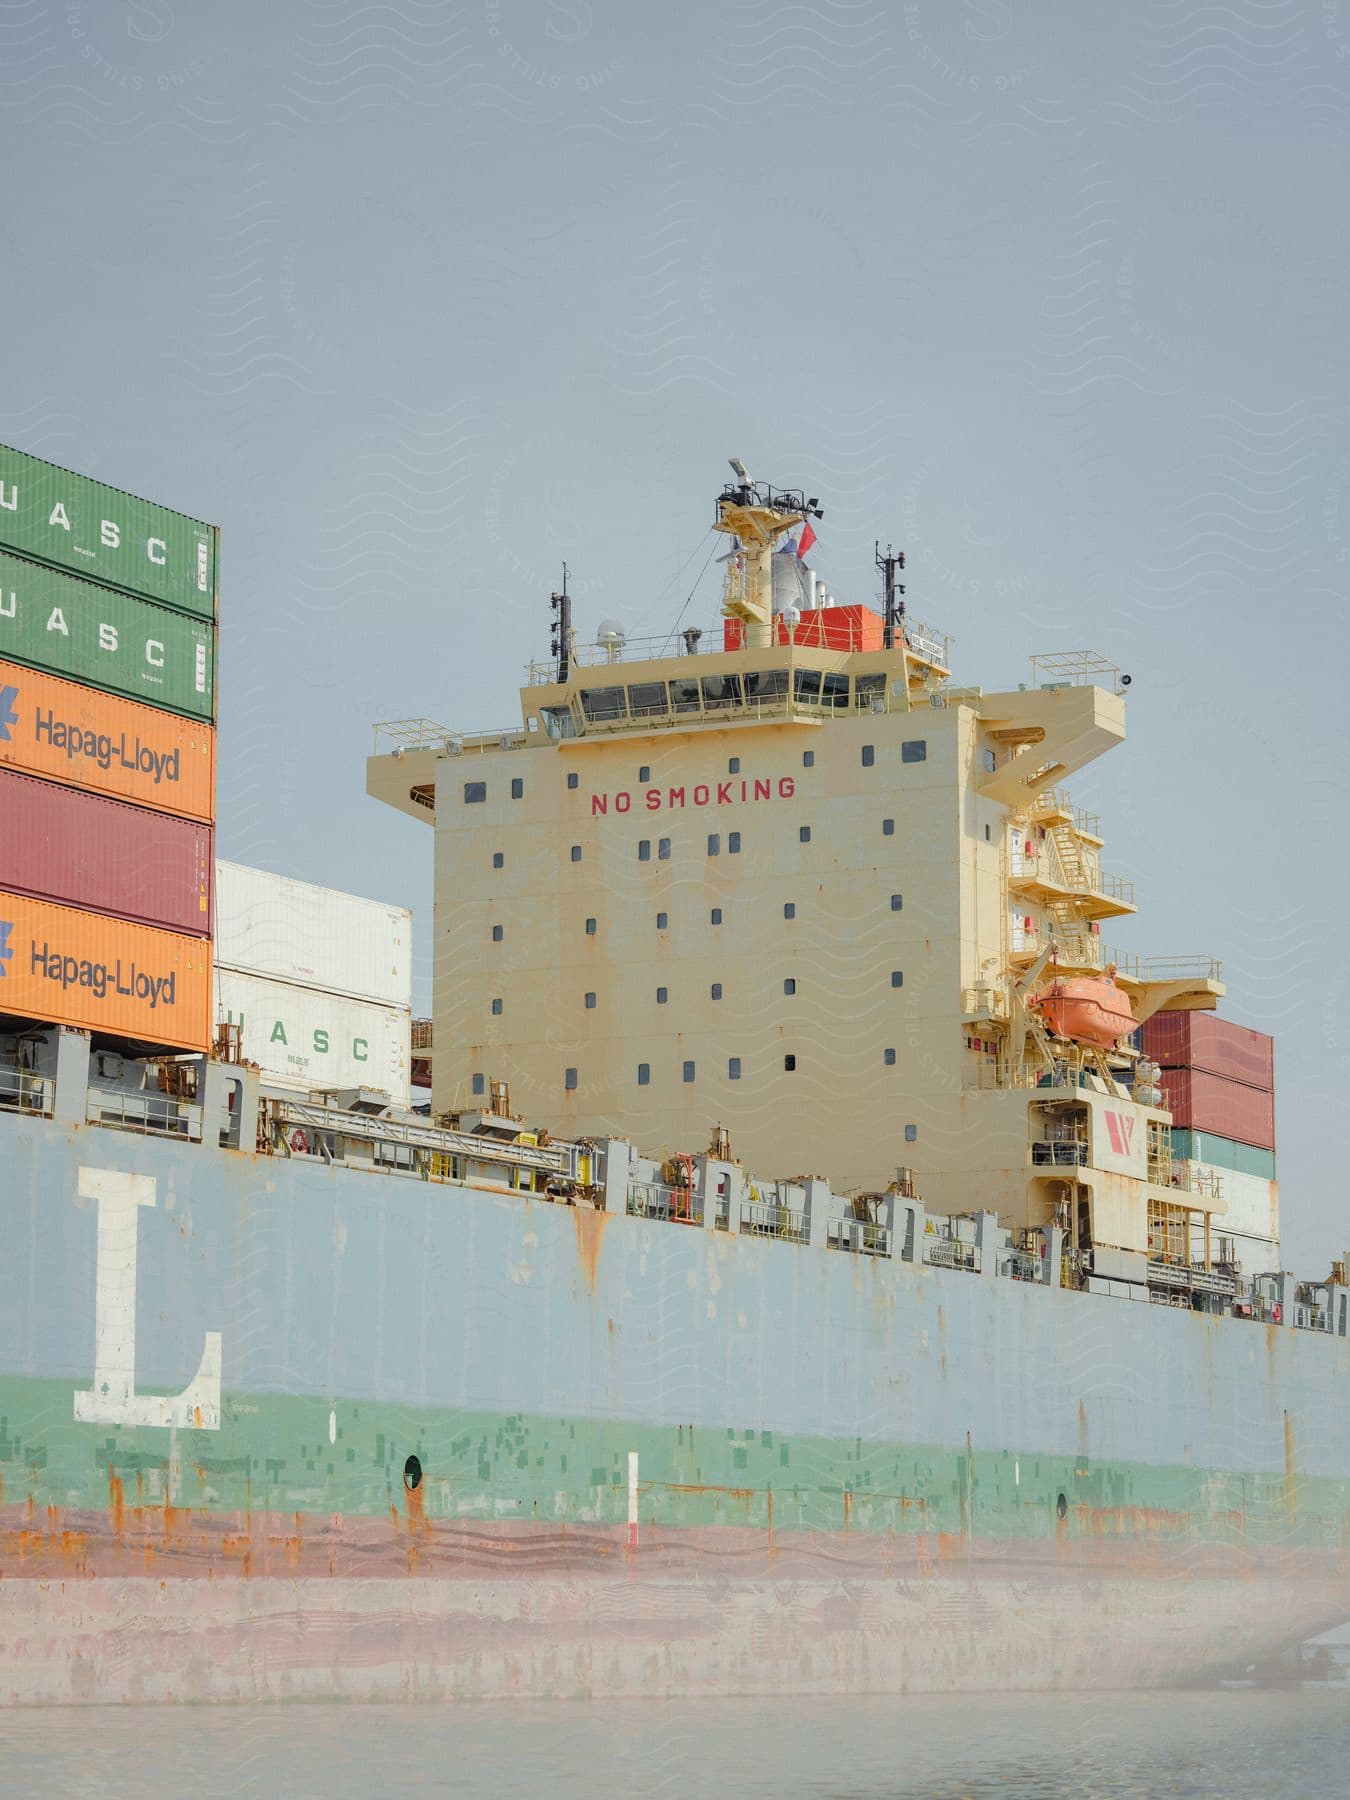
728,1057 -> 741,1080
567,772 -> 579,790
570,845 -> 582,863
464,781 -> 486,804
492,851 -> 504,870
708,834 -> 720,856
784,978 -> 796,995
511,777 -> 524,798
639,839 -> 651,861
891,970 -> 904,988
656,911 -> 668,930
491,997 -> 503,1016
784,902 -> 796,920
683,1060 -> 695,1084
891,893 -> 903,911
799,825 -> 811,844
472,1073 -> 485,1096
904,1123 -> 918,1143
784,1054 -> 796,1072
639,764 -> 650,782
711,907 -> 723,925
901,740 -> 927,764
883,818 -> 895,837
884,1048 -> 896,1067
802,750 -> 815,768
584,992 -> 596,1010
728,756 -> 740,774
728,831 -> 741,853
637,1063 -> 650,1086
658,837 -> 671,860
656,987 -> 668,1005
982,748 -> 996,773
861,745 -> 875,768
585,917 -> 597,936
711,982 -> 723,1000
565,1067 -> 578,1092
491,924 -> 503,942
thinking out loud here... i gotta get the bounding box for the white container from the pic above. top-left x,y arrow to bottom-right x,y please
215,861 -> 412,1008
216,966 -> 411,1105
1188,1163 -> 1280,1241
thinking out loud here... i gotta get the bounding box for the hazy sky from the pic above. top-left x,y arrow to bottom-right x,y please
4,2 -> 1347,1263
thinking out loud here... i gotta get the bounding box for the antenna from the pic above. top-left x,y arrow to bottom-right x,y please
875,543 -> 907,650
549,564 -> 572,683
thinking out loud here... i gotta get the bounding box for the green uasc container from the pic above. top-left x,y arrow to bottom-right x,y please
0,548 -> 216,721
0,442 -> 218,620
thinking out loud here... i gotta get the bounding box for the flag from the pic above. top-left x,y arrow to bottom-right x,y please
797,521 -> 817,560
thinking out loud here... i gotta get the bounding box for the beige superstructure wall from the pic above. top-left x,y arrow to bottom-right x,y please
427,689 -> 1021,1193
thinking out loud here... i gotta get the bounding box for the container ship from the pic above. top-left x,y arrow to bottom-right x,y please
0,448 -> 1346,1704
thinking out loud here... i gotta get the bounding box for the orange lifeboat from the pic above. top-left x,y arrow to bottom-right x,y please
1029,972 -> 1135,1050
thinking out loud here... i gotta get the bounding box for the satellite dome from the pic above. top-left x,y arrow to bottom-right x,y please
595,619 -> 626,649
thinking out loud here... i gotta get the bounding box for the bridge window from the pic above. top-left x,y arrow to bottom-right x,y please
701,673 -> 741,710
627,684 -> 667,720
580,686 -> 626,722
669,676 -> 701,714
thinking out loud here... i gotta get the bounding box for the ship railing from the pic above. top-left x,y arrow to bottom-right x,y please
555,688 -> 905,740
1098,872 -> 1135,905
86,1087 -> 198,1140
265,1097 -> 571,1178
1029,650 -> 1126,695
923,1234 -> 979,1274
1108,951 -> 1224,985
827,1218 -> 892,1257
0,1064 -> 53,1117
1031,1141 -> 1088,1166
739,1198 -> 808,1244
372,719 -> 529,757
627,1179 -> 701,1226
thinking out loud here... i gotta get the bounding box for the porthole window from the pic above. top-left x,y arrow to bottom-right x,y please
656,987 -> 668,1005
729,831 -> 741,853
658,837 -> 671,860
784,902 -> 796,920
570,845 -> 582,863
799,826 -> 811,844
891,894 -> 903,911
861,745 -> 875,767
883,818 -> 895,837
891,971 -> 904,988
904,1124 -> 917,1143
511,777 -> 525,798
403,1455 -> 422,1491
637,1063 -> 650,1086
784,978 -> 796,995
728,1057 -> 742,1080
711,907 -> 723,925
802,750 -> 815,768
708,834 -> 720,856
585,917 -> 597,936
639,840 -> 651,861
728,756 -> 740,774
491,998 -> 503,1016
683,1061 -> 695,1083
711,982 -> 723,1000
565,1067 -> 578,1091
639,764 -> 650,782
584,992 -> 596,1010
784,1054 -> 797,1072
472,1073 -> 485,1096
884,1048 -> 896,1066
491,924 -> 503,942
492,851 -> 504,869
567,772 -> 579,790
656,911 -> 668,930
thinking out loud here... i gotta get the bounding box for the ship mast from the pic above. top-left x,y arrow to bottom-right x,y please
714,458 -> 821,651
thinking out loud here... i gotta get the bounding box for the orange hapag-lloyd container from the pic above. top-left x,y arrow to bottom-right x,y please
0,657 -> 214,821
0,890 -> 212,1050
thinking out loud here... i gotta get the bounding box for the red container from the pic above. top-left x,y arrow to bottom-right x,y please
723,604 -> 886,653
0,768 -> 212,936
1143,1012 -> 1274,1090
1160,1067 -> 1275,1151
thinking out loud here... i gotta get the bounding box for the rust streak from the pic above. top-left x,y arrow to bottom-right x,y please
573,1206 -> 610,1291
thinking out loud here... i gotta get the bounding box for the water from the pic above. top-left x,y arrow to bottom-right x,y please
3,1689 -> 1348,1797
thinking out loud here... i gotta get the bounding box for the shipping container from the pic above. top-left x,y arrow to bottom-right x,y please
1161,1067 -> 1275,1151
0,889 -> 211,1050
0,549 -> 215,719
1189,1223 -> 1281,1276
0,770 -> 212,936
1142,1011 -> 1274,1091
0,443 -> 217,619
214,861 -> 412,1009
1168,1128 -> 1276,1181
0,658 -> 214,821
1180,1162 -> 1280,1241
215,966 -> 410,1105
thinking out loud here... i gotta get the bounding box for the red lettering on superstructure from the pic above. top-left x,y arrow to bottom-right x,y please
693,784 -> 710,806
587,773 -> 804,813
779,777 -> 795,799
591,794 -> 607,816
717,782 -> 732,804
668,786 -> 685,808
754,779 -> 771,801
615,792 -> 631,813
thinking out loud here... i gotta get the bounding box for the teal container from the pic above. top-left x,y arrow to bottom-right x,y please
0,442 -> 217,620
1169,1128 -> 1275,1181
0,549 -> 215,721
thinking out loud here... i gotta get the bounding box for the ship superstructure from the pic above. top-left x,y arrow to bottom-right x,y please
369,465 -> 1239,1301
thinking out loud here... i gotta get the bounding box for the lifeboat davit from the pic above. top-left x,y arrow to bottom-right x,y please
1030,974 -> 1136,1050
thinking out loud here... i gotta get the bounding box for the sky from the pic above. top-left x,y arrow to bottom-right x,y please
3,1 -> 1348,1265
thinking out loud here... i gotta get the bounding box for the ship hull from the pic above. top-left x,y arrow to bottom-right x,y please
2,1111 -> 1348,1703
